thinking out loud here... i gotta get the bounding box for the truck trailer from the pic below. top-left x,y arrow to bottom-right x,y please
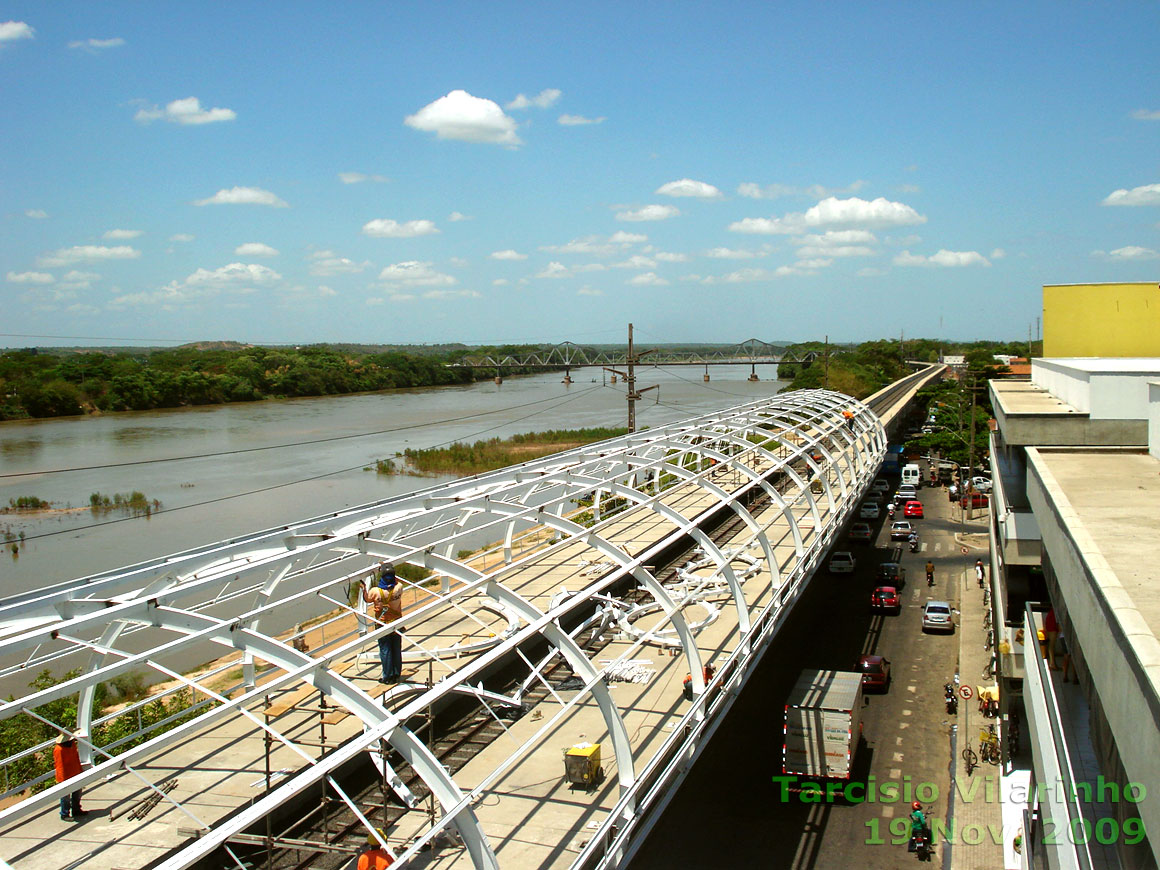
782,669 -> 864,780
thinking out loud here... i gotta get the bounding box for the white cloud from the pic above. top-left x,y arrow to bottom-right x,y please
737,180 -> 867,200
731,196 -> 925,234
490,249 -> 528,260
194,186 -> 288,207
492,278 -> 510,286
654,251 -> 690,262
1131,109 -> 1160,121
7,271 -> 55,284
798,229 -> 877,246
702,268 -> 776,284
25,209 -> 47,219
235,242 -> 279,257
540,236 -> 619,256
706,247 -> 762,259
0,21 -> 34,42
574,263 -> 607,273
58,270 -> 100,290
362,218 -> 439,238
613,255 -> 658,269
609,231 -> 647,245
170,233 -> 195,242
558,114 -> 606,126
1102,183 -> 1160,206
990,248 -> 1006,259
110,262 -> 281,308
656,178 -> 722,199
616,204 -> 680,222
628,272 -> 669,286
339,171 -> 389,184
1101,246 -> 1160,261
378,261 -> 456,287
578,286 -> 603,296
39,245 -> 141,267
857,267 -> 887,277
536,262 -> 571,279
898,183 -> 921,194
136,96 -> 237,125
448,211 -> 471,222
893,249 -> 990,267
307,250 -> 370,276
68,37 -> 125,50
794,258 -> 834,270
507,88 -> 562,110
405,90 -> 521,146
423,289 -> 481,300
104,228 -> 143,240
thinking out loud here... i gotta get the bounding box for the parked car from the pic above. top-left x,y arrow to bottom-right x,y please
893,486 -> 918,505
889,520 -> 913,541
828,551 -> 856,574
903,500 -> 924,518
859,502 -> 880,519
857,654 -> 892,691
876,562 -> 906,588
922,600 -> 955,632
970,476 -> 993,493
870,478 -> 890,494
960,492 -> 990,508
849,522 -> 873,543
870,585 -> 900,613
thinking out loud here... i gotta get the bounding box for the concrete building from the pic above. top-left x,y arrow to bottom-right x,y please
988,357 -> 1160,870
1043,283 -> 1160,358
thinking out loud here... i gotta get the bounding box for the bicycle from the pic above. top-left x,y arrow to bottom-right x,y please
962,746 -> 978,775
984,628 -> 994,651
979,726 -> 1001,765
982,657 -> 995,679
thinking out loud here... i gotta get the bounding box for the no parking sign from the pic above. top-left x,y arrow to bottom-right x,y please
959,685 -> 974,700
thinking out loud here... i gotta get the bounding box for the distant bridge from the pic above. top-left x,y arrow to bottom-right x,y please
448,338 -> 819,369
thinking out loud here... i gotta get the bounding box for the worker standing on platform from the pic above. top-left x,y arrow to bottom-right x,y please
53,731 -> 87,821
357,830 -> 395,868
362,562 -> 404,683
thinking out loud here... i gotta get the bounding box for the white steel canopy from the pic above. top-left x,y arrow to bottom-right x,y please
0,386 -> 899,869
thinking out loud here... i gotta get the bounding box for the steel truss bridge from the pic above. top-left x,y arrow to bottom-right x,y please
0,367 -> 940,870
448,338 -> 816,369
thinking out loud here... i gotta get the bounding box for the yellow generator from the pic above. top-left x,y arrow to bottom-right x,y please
563,742 -> 604,791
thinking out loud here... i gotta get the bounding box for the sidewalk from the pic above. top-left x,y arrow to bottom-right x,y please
948,527 -> 1008,870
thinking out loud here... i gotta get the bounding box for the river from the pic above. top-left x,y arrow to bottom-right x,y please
0,365 -> 787,597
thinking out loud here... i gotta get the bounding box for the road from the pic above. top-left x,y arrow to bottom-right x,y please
629,475 -> 974,869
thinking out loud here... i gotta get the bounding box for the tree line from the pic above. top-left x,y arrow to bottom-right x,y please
0,344 -> 551,420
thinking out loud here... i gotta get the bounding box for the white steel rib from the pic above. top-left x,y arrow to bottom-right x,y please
0,379 -> 935,869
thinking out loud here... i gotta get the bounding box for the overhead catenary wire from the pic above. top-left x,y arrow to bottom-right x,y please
8,385 -> 605,544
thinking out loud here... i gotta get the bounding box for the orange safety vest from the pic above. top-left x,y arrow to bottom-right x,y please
357,848 -> 394,869
366,586 -> 403,623
54,741 -> 82,782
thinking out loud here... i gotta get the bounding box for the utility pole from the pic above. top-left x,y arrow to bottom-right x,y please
823,335 -> 829,389
965,374 -> 978,520
604,323 -> 658,433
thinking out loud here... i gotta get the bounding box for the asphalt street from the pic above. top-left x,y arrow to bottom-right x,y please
630,477 -> 974,869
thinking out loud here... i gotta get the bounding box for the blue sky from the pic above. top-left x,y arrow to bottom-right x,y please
2,2 -> 1158,348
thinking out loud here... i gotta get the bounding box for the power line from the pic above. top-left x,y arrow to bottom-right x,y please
9,386 -> 604,544
0,386 -> 602,479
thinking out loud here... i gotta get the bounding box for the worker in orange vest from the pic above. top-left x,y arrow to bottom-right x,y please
357,829 -> 395,869
54,731 -> 88,821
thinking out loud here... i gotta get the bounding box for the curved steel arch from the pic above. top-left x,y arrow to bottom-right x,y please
0,386 -> 897,870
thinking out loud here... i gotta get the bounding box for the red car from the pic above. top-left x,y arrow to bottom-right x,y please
960,492 -> 989,508
903,499 -> 924,518
857,654 -> 892,692
871,585 -> 901,613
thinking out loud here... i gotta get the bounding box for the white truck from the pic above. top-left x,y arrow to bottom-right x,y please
782,669 -> 864,781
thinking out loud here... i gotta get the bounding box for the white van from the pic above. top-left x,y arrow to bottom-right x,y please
901,464 -> 922,488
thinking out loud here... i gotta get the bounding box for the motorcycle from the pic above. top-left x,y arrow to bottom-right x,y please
909,804 -> 934,861
909,534 -> 919,553
944,681 -> 958,714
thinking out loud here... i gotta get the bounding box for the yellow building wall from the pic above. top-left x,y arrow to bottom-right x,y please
1043,282 -> 1160,357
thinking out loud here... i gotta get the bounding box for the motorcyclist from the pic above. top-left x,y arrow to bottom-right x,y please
925,560 -> 935,586
910,800 -> 928,847
887,502 -> 896,518
908,531 -> 919,551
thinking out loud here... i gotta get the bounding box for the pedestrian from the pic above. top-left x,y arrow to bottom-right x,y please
362,562 -> 404,683
357,829 -> 395,868
1044,607 -> 1059,668
975,559 -> 985,588
1058,633 -> 1075,682
54,731 -> 87,821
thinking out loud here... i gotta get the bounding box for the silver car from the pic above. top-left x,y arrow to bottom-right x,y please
922,600 -> 955,632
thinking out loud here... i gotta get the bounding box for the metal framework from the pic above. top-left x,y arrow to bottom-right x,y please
448,337 -> 816,369
0,385 -> 903,869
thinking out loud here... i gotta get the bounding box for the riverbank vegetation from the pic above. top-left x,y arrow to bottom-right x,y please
0,342 -> 556,420
379,427 -> 628,476
776,338 -> 1038,399
89,491 -> 161,516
